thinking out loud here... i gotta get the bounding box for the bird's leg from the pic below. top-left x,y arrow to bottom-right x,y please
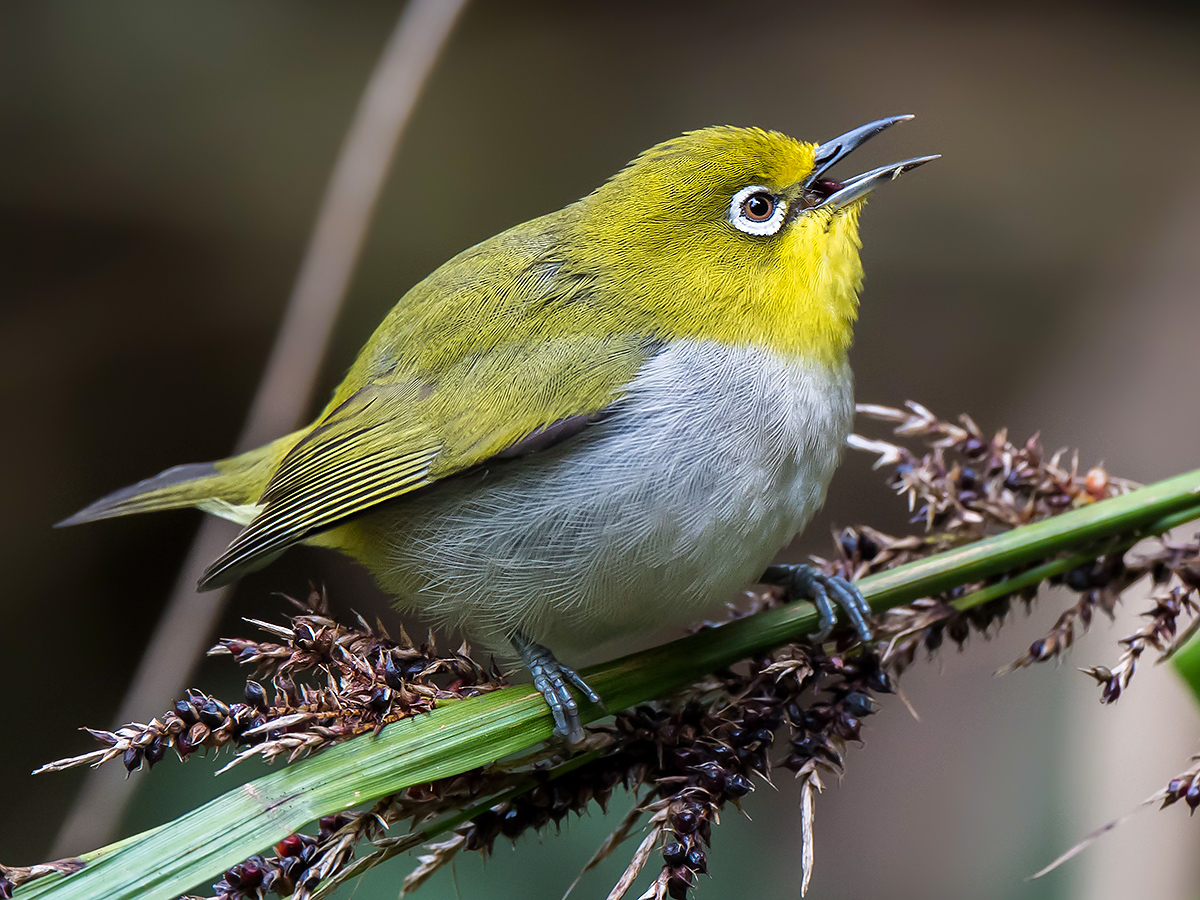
760,564 -> 873,643
511,633 -> 604,744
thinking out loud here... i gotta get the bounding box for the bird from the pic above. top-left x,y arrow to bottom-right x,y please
61,116 -> 936,742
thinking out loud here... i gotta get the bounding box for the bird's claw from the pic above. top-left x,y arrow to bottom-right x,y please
762,563 -> 873,643
512,634 -> 604,744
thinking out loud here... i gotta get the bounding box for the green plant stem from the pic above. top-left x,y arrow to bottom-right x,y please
948,504 -> 1200,614
309,748 -> 605,899
1170,629 -> 1200,701
21,468 -> 1200,900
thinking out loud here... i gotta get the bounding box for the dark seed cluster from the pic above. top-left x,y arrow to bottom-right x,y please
849,404 -> 1200,704
425,694 -> 785,900
376,637 -> 894,900
1048,743 -> 1200,875
36,591 -> 507,777
197,815 -> 354,900
464,764 -> 626,852
479,644 -> 891,898
1081,580 -> 1200,703
850,402 -> 1132,543
999,554 -> 1131,672
620,699 -> 777,899
993,533 -> 1199,700
782,654 -> 888,774
1162,766 -> 1200,814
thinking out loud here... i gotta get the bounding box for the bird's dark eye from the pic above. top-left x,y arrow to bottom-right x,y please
741,192 -> 776,222
730,185 -> 784,235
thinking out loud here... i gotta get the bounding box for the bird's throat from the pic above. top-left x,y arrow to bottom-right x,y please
742,205 -> 864,366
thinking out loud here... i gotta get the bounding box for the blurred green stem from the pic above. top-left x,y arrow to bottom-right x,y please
21,468 -> 1200,900
1170,625 -> 1200,704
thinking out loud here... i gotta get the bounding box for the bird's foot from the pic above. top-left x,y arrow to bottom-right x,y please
761,563 -> 873,643
511,633 -> 604,744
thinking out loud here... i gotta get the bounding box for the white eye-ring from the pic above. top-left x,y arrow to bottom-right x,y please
729,184 -> 786,236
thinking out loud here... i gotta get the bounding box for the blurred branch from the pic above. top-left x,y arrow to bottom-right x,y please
18,467 -> 1200,900
51,0 -> 471,858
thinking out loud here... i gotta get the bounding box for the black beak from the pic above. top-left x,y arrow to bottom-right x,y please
801,114 -> 938,211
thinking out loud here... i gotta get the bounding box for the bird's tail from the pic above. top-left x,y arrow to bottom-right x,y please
57,431 -> 302,529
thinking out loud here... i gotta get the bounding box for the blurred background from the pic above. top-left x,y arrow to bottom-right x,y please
2,1 -> 1200,898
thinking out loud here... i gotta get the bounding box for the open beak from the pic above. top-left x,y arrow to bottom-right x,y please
800,114 -> 938,212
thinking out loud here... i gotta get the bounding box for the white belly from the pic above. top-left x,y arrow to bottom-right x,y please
374,340 -> 853,658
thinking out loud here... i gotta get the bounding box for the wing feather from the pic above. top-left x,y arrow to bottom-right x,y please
198,217 -> 662,590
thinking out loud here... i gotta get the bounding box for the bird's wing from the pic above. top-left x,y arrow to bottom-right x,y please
198,317 -> 659,589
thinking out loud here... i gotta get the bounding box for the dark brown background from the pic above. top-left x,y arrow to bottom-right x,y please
3,2 -> 1200,898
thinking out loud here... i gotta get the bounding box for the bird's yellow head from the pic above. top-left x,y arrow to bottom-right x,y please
574,116 -> 936,366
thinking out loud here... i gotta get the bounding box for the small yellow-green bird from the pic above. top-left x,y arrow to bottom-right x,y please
63,116 -> 935,741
